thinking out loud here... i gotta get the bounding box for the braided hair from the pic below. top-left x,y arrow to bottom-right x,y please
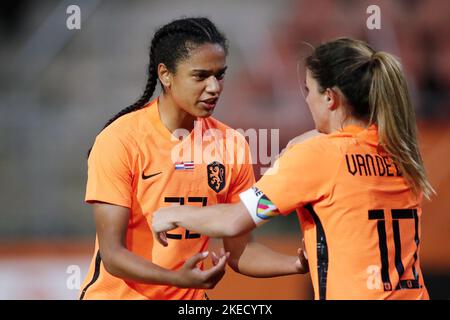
88,17 -> 228,157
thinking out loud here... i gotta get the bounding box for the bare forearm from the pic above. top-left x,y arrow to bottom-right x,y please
171,204 -> 248,238
230,242 -> 299,278
102,247 -> 178,286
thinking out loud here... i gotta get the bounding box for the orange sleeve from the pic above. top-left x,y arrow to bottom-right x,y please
254,138 -> 334,214
85,128 -> 135,208
226,140 -> 255,203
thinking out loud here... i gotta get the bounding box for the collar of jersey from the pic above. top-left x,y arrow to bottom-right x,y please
341,124 -> 377,135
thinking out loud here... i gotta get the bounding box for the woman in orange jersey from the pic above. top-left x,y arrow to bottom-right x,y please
153,38 -> 434,300
81,17 -> 308,300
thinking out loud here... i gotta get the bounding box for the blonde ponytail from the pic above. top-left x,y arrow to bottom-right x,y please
369,52 -> 435,199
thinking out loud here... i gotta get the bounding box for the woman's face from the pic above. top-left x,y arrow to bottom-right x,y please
169,43 -> 227,118
305,68 -> 330,133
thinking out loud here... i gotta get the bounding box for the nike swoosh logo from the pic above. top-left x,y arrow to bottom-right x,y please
142,171 -> 162,180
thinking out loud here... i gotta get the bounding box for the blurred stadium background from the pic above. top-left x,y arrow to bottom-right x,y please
0,0 -> 449,299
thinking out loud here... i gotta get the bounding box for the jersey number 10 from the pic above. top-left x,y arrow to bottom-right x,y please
164,197 -> 208,240
369,208 -> 421,291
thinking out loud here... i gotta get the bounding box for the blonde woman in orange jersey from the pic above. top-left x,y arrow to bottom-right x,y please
81,17 -> 308,300
153,38 -> 434,300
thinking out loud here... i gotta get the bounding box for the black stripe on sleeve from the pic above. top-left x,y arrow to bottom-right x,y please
305,204 -> 328,300
79,250 -> 102,300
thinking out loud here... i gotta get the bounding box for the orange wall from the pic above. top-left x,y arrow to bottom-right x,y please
418,122 -> 450,272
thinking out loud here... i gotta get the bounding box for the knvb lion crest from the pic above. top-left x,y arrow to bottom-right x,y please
207,161 -> 225,193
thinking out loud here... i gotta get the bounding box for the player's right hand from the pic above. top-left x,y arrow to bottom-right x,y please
174,250 -> 230,289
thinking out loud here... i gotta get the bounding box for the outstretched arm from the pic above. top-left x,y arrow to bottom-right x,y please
224,234 -> 308,277
152,201 -> 255,246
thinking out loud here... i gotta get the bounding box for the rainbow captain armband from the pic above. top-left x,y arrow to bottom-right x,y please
239,186 -> 280,226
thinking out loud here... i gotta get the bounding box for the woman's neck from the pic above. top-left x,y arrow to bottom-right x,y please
338,117 -> 369,130
327,106 -> 370,133
158,94 -> 196,133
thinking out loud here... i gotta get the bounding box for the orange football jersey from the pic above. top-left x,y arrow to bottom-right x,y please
81,99 -> 254,299
255,125 -> 429,300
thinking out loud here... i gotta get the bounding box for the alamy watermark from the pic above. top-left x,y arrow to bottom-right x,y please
66,264 -> 82,290
66,5 -> 81,30
367,5 -> 381,30
170,121 -> 280,175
